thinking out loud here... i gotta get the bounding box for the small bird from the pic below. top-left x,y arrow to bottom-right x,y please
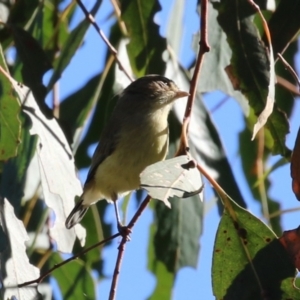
65,75 -> 189,230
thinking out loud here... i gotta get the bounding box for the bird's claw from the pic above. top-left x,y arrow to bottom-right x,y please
117,223 -> 132,241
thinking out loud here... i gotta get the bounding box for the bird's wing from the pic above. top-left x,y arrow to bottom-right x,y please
84,120 -> 121,186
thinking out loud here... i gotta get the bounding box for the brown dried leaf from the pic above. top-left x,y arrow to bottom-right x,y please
279,227 -> 300,269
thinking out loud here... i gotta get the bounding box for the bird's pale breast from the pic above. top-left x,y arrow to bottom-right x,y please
83,106 -> 170,205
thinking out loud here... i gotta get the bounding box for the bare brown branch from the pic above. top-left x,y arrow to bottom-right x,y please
109,236 -> 127,300
177,0 -> 210,156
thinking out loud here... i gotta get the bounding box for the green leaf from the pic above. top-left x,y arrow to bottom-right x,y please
75,23 -> 123,169
0,2 -> 39,52
47,0 -> 102,90
75,63 -> 117,169
213,0 -> 290,157
0,85 -> 22,161
239,122 -> 282,235
197,2 -> 248,113
154,195 -> 203,273
120,0 -> 167,76
148,222 -> 173,300
264,0 -> 300,56
71,201 -> 112,278
59,72 -> 102,145
30,2 -> 72,62
0,223 -> 8,252
212,200 -> 300,299
8,78 -> 86,252
0,118 -> 37,214
49,253 -> 96,300
0,45 -> 21,161
10,25 -> 52,118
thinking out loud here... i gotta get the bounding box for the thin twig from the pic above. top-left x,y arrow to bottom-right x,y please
110,0 -> 128,36
52,82 -> 60,118
128,195 -> 151,229
277,75 -> 300,96
18,233 -> 120,288
52,0 -> 61,118
109,237 -> 127,300
177,0 -> 210,156
277,53 -> 300,91
210,95 -> 230,114
75,0 -> 134,82
108,195 -> 151,300
269,206 -> 300,219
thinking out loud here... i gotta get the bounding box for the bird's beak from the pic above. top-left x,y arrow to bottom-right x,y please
175,90 -> 190,99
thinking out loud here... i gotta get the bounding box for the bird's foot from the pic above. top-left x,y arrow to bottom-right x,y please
117,223 -> 132,241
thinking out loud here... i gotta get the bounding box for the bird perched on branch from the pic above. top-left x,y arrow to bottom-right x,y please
65,75 -> 189,231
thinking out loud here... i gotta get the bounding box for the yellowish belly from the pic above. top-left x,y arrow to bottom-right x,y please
84,118 -> 169,204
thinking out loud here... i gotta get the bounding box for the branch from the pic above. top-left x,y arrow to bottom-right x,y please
177,0 -> 210,156
109,236 -> 127,300
108,195 -> 151,300
277,53 -> 300,90
18,233 -> 120,288
75,0 -> 134,82
277,75 -> 300,96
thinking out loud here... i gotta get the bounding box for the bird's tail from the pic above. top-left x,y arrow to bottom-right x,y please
65,199 -> 89,229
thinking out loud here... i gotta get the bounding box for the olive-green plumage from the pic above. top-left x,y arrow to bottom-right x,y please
65,75 -> 188,229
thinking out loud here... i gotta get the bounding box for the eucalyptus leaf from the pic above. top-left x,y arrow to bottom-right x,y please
0,45 -> 21,161
49,253 -> 96,299
213,0 -> 290,157
197,2 -> 248,113
6,75 -> 85,252
10,25 -> 52,118
120,0 -> 167,76
140,155 -> 203,207
0,198 -> 40,300
148,221 -> 173,299
264,0 -> 300,56
213,200 -> 299,299
47,0 -> 102,91
154,194 -> 203,273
